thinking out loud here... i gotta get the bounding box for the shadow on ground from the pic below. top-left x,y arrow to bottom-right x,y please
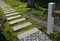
0,29 -> 8,41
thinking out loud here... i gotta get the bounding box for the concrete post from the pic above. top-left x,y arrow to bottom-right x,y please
47,2 -> 55,35
37,38 -> 39,41
24,37 -> 27,41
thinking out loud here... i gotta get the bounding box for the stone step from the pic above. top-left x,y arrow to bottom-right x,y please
3,7 -> 12,10
1,6 -> 13,12
5,12 -> 19,17
7,15 -> 22,20
1,4 -> 12,10
13,22 -> 32,31
17,28 -> 39,39
4,10 -> 16,14
9,18 -> 26,25
2,6 -> 13,11
4,9 -> 15,12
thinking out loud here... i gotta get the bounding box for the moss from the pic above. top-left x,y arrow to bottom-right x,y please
50,31 -> 60,41
0,7 -> 5,19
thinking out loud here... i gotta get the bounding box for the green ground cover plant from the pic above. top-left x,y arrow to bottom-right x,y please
3,0 -> 47,20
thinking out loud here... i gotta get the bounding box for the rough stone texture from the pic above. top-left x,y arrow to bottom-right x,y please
7,15 -> 21,20
5,12 -> 19,16
9,18 -> 26,25
13,22 -> 32,31
17,28 -> 52,41
17,28 -> 39,39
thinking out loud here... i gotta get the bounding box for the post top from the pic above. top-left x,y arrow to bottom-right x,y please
49,2 -> 55,4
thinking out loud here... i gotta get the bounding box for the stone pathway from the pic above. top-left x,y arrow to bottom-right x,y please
9,18 -> 26,25
17,28 -> 39,39
7,15 -> 21,20
18,28 -> 52,41
13,22 -> 32,31
5,12 -> 19,16
0,0 -> 52,41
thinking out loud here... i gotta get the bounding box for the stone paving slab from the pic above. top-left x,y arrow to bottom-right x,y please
4,9 -> 15,12
18,28 -> 52,41
0,1 -> 13,10
5,12 -> 19,16
0,4 -> 15,14
7,15 -> 21,20
1,6 -> 15,14
1,5 -> 13,11
13,22 -> 32,31
9,18 -> 26,25
38,34 -> 52,41
4,10 -> 16,14
17,28 -> 39,39
4,11 -> 17,14
2,7 -> 12,10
